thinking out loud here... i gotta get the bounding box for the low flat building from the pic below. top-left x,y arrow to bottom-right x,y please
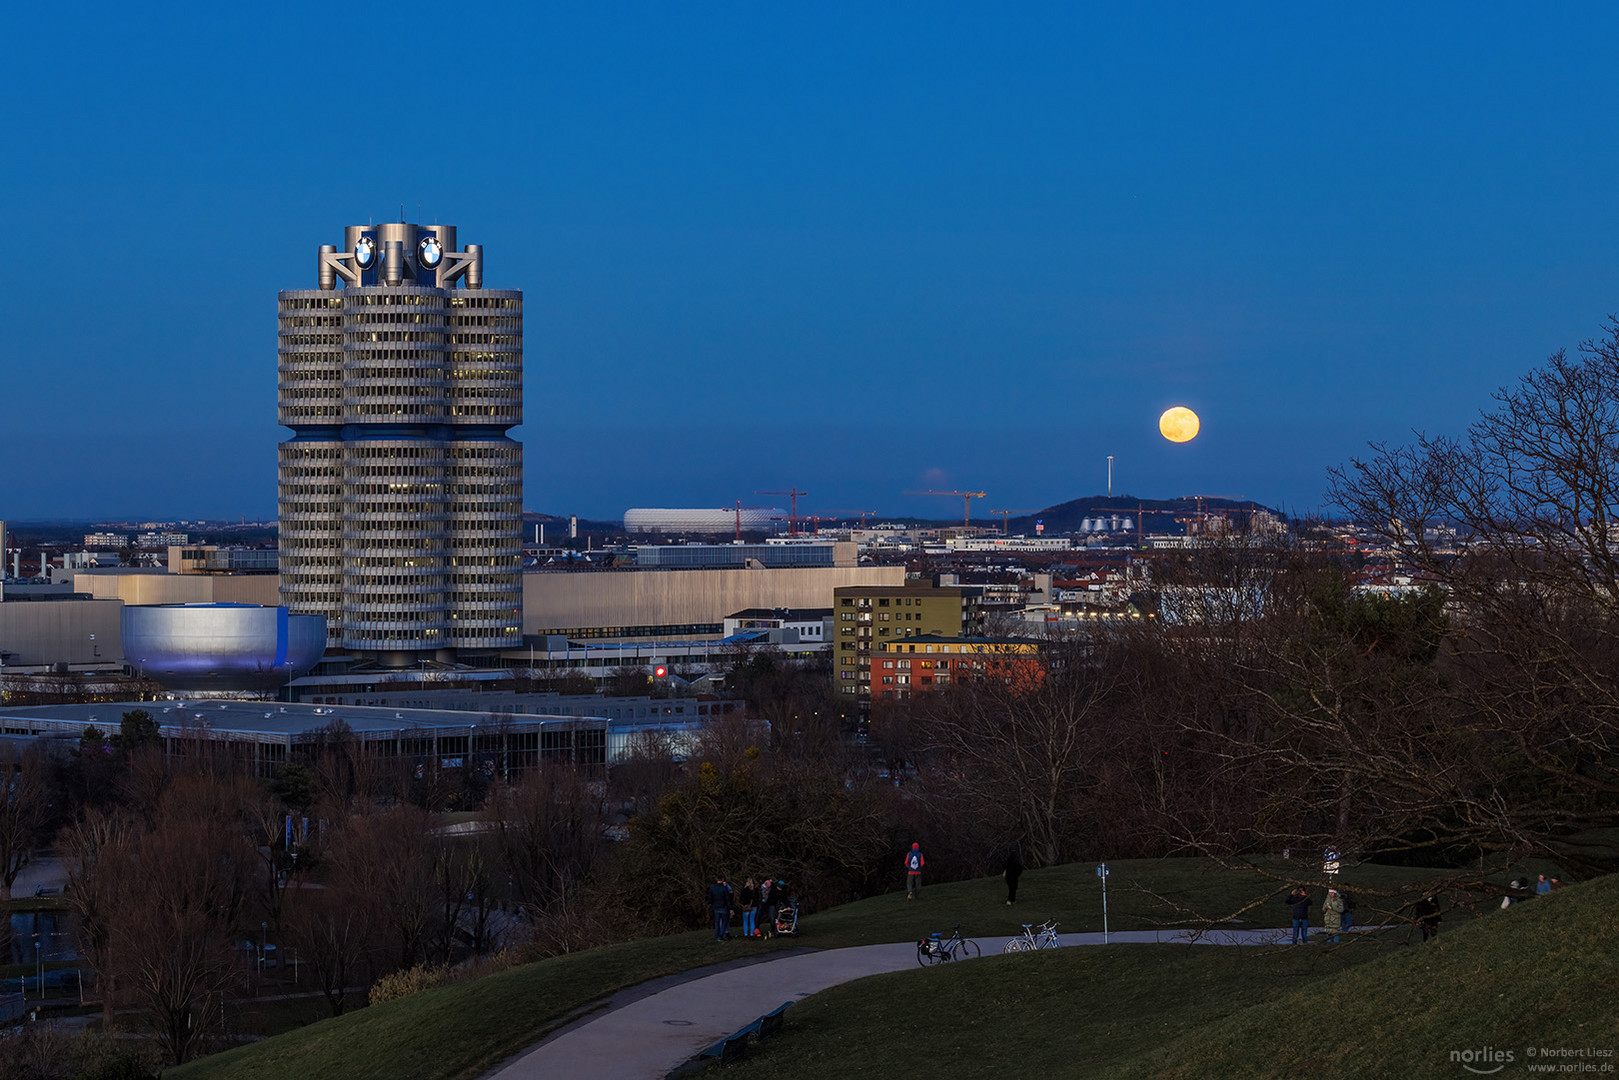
635,542 -> 855,568
721,607 -> 832,644
0,700 -> 609,777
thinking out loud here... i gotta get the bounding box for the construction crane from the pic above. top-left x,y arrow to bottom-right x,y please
987,509 -> 1037,537
817,509 -> 880,529
755,487 -> 808,536
907,490 -> 988,527
728,501 -> 786,541
1088,502 -> 1155,547
1173,496 -> 1268,537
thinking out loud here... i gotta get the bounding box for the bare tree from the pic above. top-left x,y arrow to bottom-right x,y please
609,730 -> 682,818
118,813 -> 254,1065
0,744 -> 51,902
325,806 -> 437,973
1329,324 -> 1619,863
62,774 -> 257,1063
61,807 -> 134,1026
283,884 -> 371,1016
908,640 -> 1120,867
487,768 -> 606,923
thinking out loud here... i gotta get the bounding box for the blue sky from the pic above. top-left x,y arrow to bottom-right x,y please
5,4 -> 1619,522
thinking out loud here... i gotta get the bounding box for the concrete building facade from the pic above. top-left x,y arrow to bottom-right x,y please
278,222 -> 523,664
522,565 -> 904,642
0,599 -> 124,667
73,569 -> 280,607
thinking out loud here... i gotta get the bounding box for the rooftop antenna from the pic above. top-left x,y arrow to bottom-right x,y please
399,202 -> 405,223
1108,455 -> 1114,497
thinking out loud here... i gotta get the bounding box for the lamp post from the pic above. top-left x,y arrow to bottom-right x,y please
35,934 -> 43,998
1096,863 -> 1110,944
259,921 -> 268,985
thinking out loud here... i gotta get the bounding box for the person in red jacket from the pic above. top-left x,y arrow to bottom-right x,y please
905,843 -> 925,900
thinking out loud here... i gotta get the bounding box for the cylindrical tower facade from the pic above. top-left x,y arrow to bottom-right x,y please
278,223 -> 523,662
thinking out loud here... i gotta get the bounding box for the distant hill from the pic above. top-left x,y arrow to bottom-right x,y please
1008,495 -> 1283,536
517,498 -> 1286,540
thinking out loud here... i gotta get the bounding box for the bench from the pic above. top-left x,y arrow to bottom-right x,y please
756,1001 -> 789,1039
697,1001 -> 792,1066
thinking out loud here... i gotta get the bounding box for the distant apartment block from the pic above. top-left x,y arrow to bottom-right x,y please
134,531 -> 188,548
832,583 -> 984,706
82,532 -> 129,549
871,634 -> 1045,700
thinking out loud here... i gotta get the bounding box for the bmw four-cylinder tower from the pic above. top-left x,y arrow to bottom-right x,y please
277,222 -> 523,665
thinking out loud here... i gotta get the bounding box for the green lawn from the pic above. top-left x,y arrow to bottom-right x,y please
1115,874 -> 1619,1080
723,941 -> 1392,1080
164,856 -> 1557,1080
726,874 -> 1619,1080
166,932 -> 771,1080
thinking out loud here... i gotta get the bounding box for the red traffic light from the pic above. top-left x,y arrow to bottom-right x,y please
653,665 -> 668,678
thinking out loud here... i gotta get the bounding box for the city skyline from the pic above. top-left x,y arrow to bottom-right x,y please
7,6 -> 1619,521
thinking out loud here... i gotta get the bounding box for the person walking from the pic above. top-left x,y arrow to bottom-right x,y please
707,876 -> 733,942
1322,889 -> 1345,943
1285,886 -> 1312,944
760,877 -> 777,937
740,877 -> 759,938
1340,890 -> 1357,931
905,843 -> 925,900
1413,893 -> 1441,941
1003,847 -> 1024,905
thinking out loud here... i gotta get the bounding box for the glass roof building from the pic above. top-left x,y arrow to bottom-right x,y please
278,222 -> 523,665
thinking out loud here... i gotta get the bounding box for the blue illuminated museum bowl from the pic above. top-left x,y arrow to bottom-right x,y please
121,604 -> 327,692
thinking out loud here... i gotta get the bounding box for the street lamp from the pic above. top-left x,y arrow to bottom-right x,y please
259,921 -> 268,982
35,934 -> 43,998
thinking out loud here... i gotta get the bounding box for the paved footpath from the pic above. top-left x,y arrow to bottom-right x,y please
482,927 -> 1292,1080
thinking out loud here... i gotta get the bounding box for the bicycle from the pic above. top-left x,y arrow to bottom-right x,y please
917,924 -> 982,966
1003,919 -> 1061,953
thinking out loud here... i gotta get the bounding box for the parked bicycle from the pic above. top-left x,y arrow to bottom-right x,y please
917,924 -> 982,966
1003,919 -> 1061,953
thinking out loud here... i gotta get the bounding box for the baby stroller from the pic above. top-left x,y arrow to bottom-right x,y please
774,895 -> 800,937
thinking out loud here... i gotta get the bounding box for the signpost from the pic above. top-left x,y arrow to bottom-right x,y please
1096,863 -> 1110,943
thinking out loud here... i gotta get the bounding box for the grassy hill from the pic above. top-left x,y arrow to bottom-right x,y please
725,875 -> 1619,1080
163,856 -> 1563,1080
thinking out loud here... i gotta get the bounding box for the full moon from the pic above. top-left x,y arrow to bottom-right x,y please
1159,406 -> 1200,443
